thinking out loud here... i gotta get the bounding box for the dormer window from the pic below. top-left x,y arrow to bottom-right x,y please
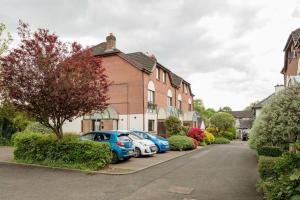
288,50 -> 297,59
156,68 -> 160,80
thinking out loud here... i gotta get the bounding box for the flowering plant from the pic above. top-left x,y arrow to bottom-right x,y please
187,128 -> 205,142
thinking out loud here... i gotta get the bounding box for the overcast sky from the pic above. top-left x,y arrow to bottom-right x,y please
1,0 -> 300,110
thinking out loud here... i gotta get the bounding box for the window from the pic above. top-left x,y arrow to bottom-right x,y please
148,89 -> 155,103
156,68 -> 160,80
167,96 -> 172,106
162,71 -> 166,83
178,100 -> 182,111
188,103 -> 192,111
81,133 -> 95,141
148,120 -> 155,131
188,98 -> 192,111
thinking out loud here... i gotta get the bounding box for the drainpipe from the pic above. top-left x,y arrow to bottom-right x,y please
142,72 -> 145,131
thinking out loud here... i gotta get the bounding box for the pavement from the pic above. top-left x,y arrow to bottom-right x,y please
0,141 -> 263,200
0,146 -> 199,174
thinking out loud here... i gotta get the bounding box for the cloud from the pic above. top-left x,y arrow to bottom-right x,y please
0,0 -> 295,110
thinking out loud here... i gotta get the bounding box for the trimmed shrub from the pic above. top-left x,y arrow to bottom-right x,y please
258,156 -> 280,180
257,146 -> 283,157
259,153 -> 300,200
164,116 -> 182,136
214,137 -> 230,144
181,126 -> 189,135
220,130 -> 236,140
25,122 -> 52,134
168,135 -> 195,151
204,132 -> 215,144
249,85 -> 300,150
12,131 -> 111,170
205,126 -> 218,135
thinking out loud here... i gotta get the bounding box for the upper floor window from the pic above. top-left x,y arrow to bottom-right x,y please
288,50 -> 297,59
177,94 -> 182,113
167,89 -> 173,107
188,98 -> 192,111
162,71 -> 166,83
156,68 -> 160,80
147,81 -> 156,112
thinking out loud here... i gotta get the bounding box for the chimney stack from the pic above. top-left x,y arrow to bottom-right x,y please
106,33 -> 116,50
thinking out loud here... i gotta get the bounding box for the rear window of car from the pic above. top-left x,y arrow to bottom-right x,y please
118,134 -> 131,142
81,133 -> 95,141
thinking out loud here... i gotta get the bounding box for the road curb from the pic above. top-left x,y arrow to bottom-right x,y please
0,147 -> 203,175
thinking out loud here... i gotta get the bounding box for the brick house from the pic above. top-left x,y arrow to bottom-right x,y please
63,33 -> 200,134
281,28 -> 300,86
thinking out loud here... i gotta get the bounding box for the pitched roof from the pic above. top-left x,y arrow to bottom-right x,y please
283,28 -> 300,51
92,42 -> 120,56
253,93 -> 274,109
92,42 -> 190,89
125,52 -> 156,72
282,28 -> 300,73
239,119 -> 253,129
229,111 -> 253,119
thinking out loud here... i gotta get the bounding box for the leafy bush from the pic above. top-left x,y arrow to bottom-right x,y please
259,153 -> 300,200
214,137 -> 230,144
25,122 -> 52,134
181,126 -> 189,135
0,135 -> 10,146
204,132 -> 215,144
257,146 -> 283,157
12,131 -> 111,170
205,126 -> 218,135
191,138 -> 199,148
168,135 -> 195,151
219,130 -> 236,140
199,141 -> 207,146
258,156 -> 280,179
164,116 -> 182,136
209,112 -> 235,132
187,128 -> 205,141
249,85 -> 300,150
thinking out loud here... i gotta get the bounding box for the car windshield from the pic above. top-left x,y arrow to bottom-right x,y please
129,134 -> 143,140
117,133 -> 130,142
147,133 -> 158,139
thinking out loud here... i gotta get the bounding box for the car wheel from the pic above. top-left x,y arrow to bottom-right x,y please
111,152 -> 119,164
134,147 -> 141,158
124,157 -> 131,161
155,145 -> 160,153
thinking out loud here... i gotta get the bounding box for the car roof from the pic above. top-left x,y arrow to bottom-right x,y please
86,131 -> 119,135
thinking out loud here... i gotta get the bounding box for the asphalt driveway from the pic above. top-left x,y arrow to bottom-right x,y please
0,141 -> 262,200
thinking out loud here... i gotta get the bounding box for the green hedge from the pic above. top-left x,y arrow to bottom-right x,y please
12,132 -> 111,170
214,137 -> 230,144
258,156 -> 280,180
220,131 -> 236,140
258,153 -> 300,200
257,146 -> 283,157
168,135 -> 195,151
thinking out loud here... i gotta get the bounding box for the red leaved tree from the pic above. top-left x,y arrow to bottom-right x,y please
0,21 -> 110,139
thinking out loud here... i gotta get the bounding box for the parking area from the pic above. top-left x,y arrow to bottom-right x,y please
0,146 -> 200,174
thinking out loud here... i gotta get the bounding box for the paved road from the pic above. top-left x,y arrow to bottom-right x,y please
0,141 -> 262,200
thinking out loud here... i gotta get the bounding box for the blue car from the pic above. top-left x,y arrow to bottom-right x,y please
80,131 -> 135,164
132,131 -> 169,153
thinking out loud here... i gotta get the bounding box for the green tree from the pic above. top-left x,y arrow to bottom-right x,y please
164,116 -> 182,136
209,112 -> 235,132
220,106 -> 232,112
193,99 -> 205,114
0,22 -> 12,55
249,85 -> 300,149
